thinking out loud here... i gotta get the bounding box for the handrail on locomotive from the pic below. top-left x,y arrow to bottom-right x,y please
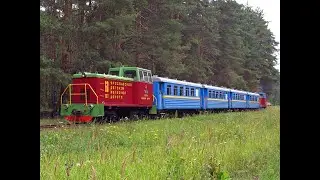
153,95 -> 157,105
60,83 -> 99,106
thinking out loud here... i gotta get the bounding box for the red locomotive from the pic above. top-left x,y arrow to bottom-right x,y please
60,66 -> 154,122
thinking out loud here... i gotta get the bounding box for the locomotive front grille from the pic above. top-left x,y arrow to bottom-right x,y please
72,109 -> 82,116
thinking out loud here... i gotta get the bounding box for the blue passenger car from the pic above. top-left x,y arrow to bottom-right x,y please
152,76 -> 202,111
247,92 -> 260,109
202,85 -> 230,110
230,89 -> 248,109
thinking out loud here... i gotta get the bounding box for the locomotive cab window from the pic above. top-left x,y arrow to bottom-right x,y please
142,71 -> 149,82
109,70 -> 119,76
139,70 -> 152,83
147,72 -> 152,82
124,70 -> 137,79
139,71 -> 143,81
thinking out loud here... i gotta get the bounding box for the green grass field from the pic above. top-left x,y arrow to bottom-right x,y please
40,118 -> 68,126
40,106 -> 280,180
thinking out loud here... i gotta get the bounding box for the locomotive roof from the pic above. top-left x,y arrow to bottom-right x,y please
152,76 -> 203,88
72,72 -> 134,81
109,66 -> 151,71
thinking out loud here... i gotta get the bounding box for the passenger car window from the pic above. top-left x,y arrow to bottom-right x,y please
174,86 -> 178,95
179,87 -> 184,96
166,85 -> 171,95
191,88 -> 195,96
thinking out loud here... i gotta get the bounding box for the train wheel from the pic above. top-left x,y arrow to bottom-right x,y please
92,116 -> 104,124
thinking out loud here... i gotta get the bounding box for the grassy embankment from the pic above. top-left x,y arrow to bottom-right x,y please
40,106 -> 280,180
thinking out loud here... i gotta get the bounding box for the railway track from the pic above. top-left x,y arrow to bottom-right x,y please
40,124 -> 72,130
40,122 -> 97,130
40,108 -> 263,130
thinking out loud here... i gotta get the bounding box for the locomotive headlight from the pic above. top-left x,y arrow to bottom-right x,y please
89,104 -> 94,109
64,104 -> 69,109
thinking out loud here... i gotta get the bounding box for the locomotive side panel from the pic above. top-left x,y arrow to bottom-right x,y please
100,79 -> 134,106
68,77 -> 135,106
132,81 -> 153,107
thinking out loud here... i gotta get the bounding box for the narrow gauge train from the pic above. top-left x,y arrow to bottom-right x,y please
60,66 -> 267,123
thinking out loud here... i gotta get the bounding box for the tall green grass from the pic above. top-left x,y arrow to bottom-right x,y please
40,106 -> 280,180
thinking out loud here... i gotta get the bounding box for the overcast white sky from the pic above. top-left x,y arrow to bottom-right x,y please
236,0 -> 280,71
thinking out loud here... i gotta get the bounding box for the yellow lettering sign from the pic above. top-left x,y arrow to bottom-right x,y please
105,81 -> 109,93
